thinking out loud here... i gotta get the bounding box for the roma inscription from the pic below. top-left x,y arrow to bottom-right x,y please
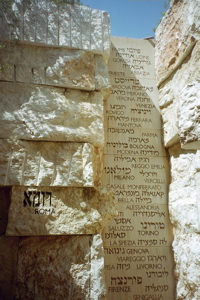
102,37 -> 175,300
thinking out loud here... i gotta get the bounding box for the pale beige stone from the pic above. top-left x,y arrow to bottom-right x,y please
0,82 -> 104,146
0,43 -> 110,90
155,0 -> 200,83
168,144 -> 200,234
16,235 -> 107,300
90,235 -> 106,300
169,143 -> 199,182
173,234 -> 200,300
0,236 -> 19,300
0,0 -> 110,60
6,186 -> 116,236
0,139 -> 102,187
158,42 -> 200,147
178,81 -> 200,149
162,103 -> 179,147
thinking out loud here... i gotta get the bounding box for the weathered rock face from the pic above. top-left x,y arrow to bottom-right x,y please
173,234 -> 200,300
0,82 -> 105,146
0,140 -> 102,187
158,41 -> 200,148
169,144 -> 200,234
0,1 -> 112,299
155,0 -> 200,299
155,0 -> 200,84
0,235 -> 106,300
0,43 -> 110,90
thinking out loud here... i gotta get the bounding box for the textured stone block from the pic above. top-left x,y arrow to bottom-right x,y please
6,186 -> 116,236
162,103 -> 179,147
169,144 -> 200,182
0,43 -> 110,90
168,144 -> 200,233
0,139 -> 102,187
0,82 -> 104,146
158,42 -> 200,147
0,187 -> 11,235
178,81 -> 200,149
155,0 -> 200,83
16,235 -> 106,300
0,0 -> 110,60
173,234 -> 200,300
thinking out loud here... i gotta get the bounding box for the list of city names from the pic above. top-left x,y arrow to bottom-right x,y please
102,37 -> 175,300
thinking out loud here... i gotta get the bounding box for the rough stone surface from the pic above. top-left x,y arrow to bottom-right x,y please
0,0 -> 110,60
0,236 -> 19,300
0,82 -> 104,146
0,187 -> 11,235
173,234 -> 200,300
0,235 -> 107,300
0,139 -> 102,187
177,81 -> 200,149
168,145 -> 200,234
0,43 -> 110,91
156,1 -> 200,299
90,235 -> 106,300
155,0 -> 200,84
6,186 -> 116,236
158,41 -> 200,148
15,235 -> 106,300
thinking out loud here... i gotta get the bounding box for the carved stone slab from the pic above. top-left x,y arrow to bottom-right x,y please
102,37 -> 175,300
5,186 -> 116,236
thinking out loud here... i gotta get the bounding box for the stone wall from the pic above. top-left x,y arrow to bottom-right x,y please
0,1 -> 116,299
155,0 -> 200,299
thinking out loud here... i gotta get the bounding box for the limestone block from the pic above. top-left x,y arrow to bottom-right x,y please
0,0 -> 110,60
169,177 -> 199,234
173,234 -> 200,300
169,144 -> 200,233
155,0 -> 200,83
0,236 -> 19,300
90,235 -> 106,300
168,143 -> 199,182
0,43 -> 110,90
161,103 -> 179,147
6,186 -> 116,236
177,81 -> 200,149
16,235 -> 107,300
158,42 -> 200,147
0,139 -> 102,187
0,82 -> 104,146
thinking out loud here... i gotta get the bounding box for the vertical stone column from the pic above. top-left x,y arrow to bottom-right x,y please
0,1 -> 115,299
155,0 -> 200,299
102,37 -> 175,299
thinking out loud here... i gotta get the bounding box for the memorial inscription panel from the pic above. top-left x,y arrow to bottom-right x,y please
102,37 -> 175,300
